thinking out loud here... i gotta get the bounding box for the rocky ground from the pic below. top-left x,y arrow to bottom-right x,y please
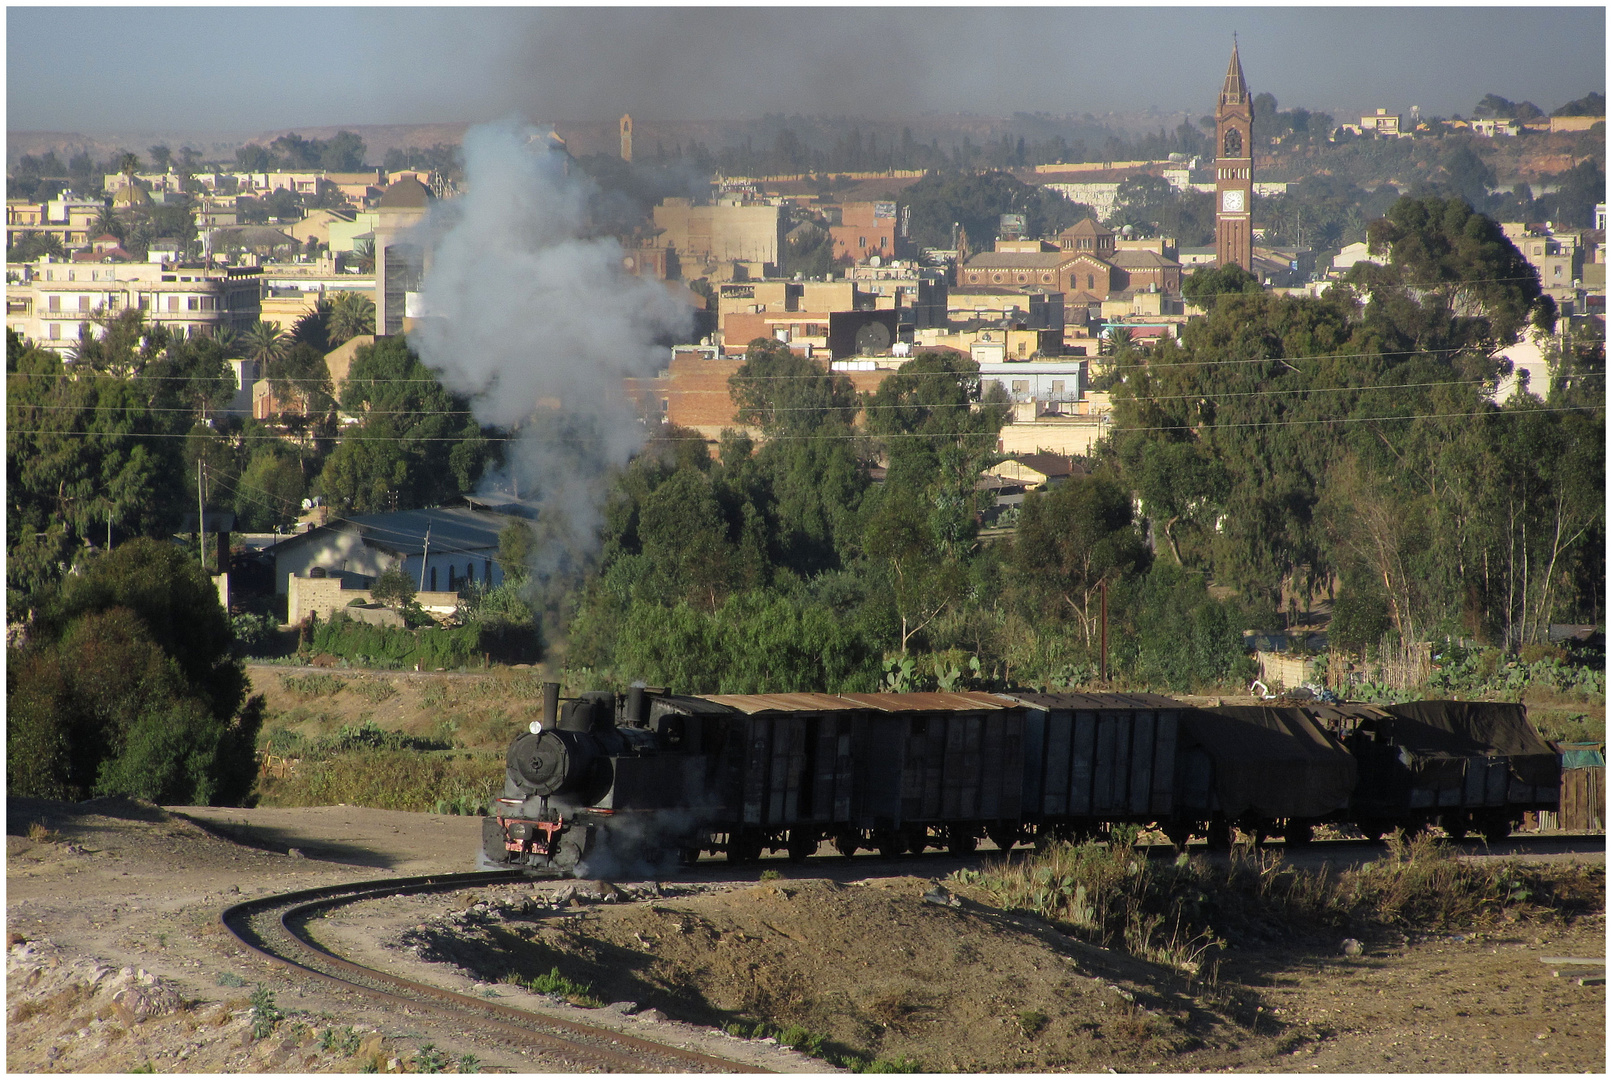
6,796 -> 1605,1073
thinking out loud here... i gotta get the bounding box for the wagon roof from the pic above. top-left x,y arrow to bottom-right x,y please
1001,692 -> 1185,711
699,691 -> 1013,714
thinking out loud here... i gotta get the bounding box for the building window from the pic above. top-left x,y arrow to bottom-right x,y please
447,567 -> 456,590
858,236 -> 866,248
49,323 -> 61,340
430,567 -> 437,591
1224,128 -> 1243,157
485,558 -> 493,582
1087,274 -> 1095,289
48,295 -> 60,312
78,296 -> 91,312
1052,380 -> 1065,393
466,562 -> 474,583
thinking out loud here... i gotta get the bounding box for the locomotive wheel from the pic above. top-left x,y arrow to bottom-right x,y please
1357,820 -> 1389,843
1283,821 -> 1314,846
875,831 -> 906,858
677,846 -> 703,867
1205,819 -> 1233,851
1162,822 -> 1192,852
1439,812 -> 1470,841
947,830 -> 978,857
786,830 -> 817,863
833,833 -> 859,857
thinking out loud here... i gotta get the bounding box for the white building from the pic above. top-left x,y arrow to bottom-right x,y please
5,257 -> 262,351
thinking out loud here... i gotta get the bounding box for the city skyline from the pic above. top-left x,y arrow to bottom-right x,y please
8,6 -> 1606,136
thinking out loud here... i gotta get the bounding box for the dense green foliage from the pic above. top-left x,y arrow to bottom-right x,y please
900,171 -> 1091,250
7,539 -> 262,804
1108,196 -> 1601,650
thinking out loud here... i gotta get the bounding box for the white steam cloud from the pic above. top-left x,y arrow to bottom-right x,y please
409,117 -> 692,579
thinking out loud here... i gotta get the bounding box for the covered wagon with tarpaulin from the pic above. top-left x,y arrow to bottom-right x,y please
1309,700 -> 1560,842
1173,705 -> 1358,847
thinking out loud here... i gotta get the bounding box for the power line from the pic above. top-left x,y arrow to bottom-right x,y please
12,403 -> 1602,446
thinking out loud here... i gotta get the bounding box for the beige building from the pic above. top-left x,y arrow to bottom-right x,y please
6,257 -> 262,351
1503,223 -> 1583,304
653,197 -> 784,271
7,195 -> 103,251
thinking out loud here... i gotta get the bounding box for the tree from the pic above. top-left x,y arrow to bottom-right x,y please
1011,474 -> 1151,650
266,341 -> 335,417
8,539 -> 261,804
316,337 -> 490,513
1181,263 -> 1262,310
242,320 -> 290,366
117,151 -> 141,181
233,446 -> 307,532
148,145 -> 173,172
899,171 -> 1086,250
1551,91 -> 1605,117
327,291 -> 375,345
496,519 -> 535,584
1364,195 -> 1556,349
369,565 -> 418,610
235,144 -> 271,172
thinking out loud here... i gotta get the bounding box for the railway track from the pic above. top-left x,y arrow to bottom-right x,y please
219,870 -> 757,1073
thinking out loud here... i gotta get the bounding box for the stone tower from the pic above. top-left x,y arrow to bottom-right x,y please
620,114 -> 633,164
1215,40 -> 1254,273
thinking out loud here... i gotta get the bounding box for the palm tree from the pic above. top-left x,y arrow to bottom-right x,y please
328,291 -> 376,346
94,203 -> 122,243
291,296 -> 333,352
117,152 -> 141,184
208,326 -> 239,358
242,320 -> 289,365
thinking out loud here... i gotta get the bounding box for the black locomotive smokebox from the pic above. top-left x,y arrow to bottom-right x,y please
508,729 -> 593,796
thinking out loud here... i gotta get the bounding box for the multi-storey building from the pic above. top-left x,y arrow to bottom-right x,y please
5,257 -> 262,351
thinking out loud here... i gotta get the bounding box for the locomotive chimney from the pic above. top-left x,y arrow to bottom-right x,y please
542,681 -> 560,729
626,684 -> 646,723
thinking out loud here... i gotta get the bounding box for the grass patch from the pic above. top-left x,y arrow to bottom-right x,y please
505,966 -> 604,1007
26,821 -> 59,844
952,832 -> 1604,977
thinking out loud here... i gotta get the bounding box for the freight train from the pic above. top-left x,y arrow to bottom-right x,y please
481,684 -> 1561,876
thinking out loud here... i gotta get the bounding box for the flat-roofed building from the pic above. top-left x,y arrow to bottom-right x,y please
6,257 -> 261,351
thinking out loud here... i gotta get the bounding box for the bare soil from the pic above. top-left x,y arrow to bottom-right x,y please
6,796 -> 1604,1073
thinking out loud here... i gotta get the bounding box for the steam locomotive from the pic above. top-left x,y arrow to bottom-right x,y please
482,683 -> 1561,876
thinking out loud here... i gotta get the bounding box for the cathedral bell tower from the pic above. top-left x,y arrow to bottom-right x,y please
1215,40 -> 1254,273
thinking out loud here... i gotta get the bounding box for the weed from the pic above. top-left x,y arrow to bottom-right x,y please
950,833 -> 1602,977
458,1053 -> 482,1073
216,972 -> 247,988
352,680 -> 399,705
1017,1009 -> 1049,1037
759,869 -> 783,882
155,933 -> 166,948
26,821 -> 59,844
413,1044 -> 448,1073
507,967 -> 604,1007
130,1062 -> 157,1074
317,1025 -> 362,1055
249,985 -> 282,1039
280,673 -> 348,699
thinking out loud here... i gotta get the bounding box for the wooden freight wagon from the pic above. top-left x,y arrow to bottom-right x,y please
1005,693 -> 1185,835
837,692 -> 1025,855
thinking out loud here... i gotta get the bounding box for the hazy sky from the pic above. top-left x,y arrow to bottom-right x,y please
7,6 -> 1606,133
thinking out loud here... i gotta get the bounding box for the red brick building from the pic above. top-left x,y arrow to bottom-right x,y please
830,201 -> 900,262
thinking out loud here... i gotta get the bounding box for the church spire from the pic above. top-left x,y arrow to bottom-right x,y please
1221,38 -> 1248,106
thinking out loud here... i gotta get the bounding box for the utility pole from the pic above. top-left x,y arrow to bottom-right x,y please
197,458 -> 206,572
418,524 -> 431,591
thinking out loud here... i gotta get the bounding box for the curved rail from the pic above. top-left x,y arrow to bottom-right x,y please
219,870 -> 755,1073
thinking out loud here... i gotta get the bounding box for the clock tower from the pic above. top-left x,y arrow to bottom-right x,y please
1215,40 -> 1254,273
